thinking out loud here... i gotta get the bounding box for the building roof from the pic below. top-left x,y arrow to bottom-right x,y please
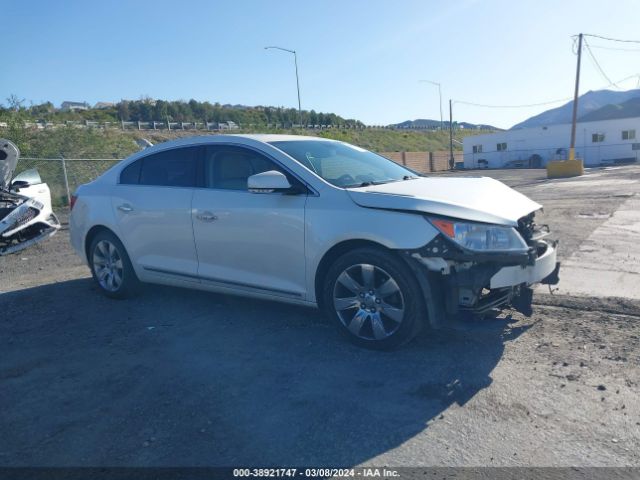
61,101 -> 88,107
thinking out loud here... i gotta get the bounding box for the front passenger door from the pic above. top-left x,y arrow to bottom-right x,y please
192,146 -> 308,299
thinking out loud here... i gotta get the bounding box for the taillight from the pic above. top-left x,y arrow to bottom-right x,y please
70,194 -> 78,211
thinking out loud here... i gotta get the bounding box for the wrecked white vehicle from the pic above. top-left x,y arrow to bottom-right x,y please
70,135 -> 560,349
0,139 -> 60,256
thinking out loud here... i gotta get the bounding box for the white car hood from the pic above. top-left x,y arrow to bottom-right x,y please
347,176 -> 541,226
0,139 -> 19,190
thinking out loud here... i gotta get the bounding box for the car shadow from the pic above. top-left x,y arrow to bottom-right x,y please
0,279 -> 531,466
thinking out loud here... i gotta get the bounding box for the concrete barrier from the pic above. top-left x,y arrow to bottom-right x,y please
547,159 -> 584,179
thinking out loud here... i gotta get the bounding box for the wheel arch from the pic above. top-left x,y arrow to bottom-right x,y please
314,238 -> 446,330
84,224 -> 119,263
314,239 -> 393,310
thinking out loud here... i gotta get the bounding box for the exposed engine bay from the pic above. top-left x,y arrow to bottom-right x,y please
0,139 -> 60,256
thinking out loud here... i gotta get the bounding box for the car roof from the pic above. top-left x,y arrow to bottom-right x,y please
237,134 -> 335,143
126,134 -> 338,161
148,133 -> 333,150
114,134 -> 339,176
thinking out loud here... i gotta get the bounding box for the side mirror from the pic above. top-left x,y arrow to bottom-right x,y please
11,180 -> 30,189
248,170 -> 292,193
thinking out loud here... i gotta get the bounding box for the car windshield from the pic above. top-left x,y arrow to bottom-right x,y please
270,140 -> 419,188
12,168 -> 43,186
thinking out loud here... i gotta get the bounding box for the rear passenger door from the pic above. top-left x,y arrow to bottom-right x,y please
191,145 -> 308,299
112,146 -> 201,278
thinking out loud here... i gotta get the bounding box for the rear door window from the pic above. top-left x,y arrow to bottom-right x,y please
138,147 -> 200,187
120,159 -> 142,184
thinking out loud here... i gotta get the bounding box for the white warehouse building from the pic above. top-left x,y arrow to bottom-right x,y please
463,117 -> 640,169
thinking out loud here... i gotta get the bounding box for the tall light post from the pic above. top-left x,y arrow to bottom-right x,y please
419,80 -> 443,130
265,46 -> 302,127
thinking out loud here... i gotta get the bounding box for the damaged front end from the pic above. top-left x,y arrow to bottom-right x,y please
407,212 -> 560,322
0,139 -> 61,256
0,188 -> 60,256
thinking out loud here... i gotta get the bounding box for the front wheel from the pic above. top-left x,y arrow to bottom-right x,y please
322,248 -> 426,350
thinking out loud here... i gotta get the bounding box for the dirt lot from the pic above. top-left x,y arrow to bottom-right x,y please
1,166 -> 639,467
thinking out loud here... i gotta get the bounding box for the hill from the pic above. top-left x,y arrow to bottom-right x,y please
1,97 -> 497,158
390,118 -> 498,130
1,97 -> 364,129
2,122 -> 490,159
579,96 -> 640,122
511,88 -> 640,129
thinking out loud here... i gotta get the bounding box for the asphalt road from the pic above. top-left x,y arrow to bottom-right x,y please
1,166 -> 639,467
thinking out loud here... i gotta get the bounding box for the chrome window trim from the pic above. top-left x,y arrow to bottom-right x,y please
116,141 -> 319,196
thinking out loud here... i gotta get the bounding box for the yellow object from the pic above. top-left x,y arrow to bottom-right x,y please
568,147 -> 575,161
547,159 -> 584,178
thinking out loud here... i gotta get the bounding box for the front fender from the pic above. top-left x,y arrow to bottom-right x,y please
305,202 -> 438,303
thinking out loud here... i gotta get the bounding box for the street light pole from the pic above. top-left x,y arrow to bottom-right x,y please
265,46 -> 302,127
419,80 -> 443,130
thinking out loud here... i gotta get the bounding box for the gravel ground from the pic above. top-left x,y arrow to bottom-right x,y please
1,166 -> 639,467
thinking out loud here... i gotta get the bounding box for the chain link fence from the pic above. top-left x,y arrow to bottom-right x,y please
17,157 -> 121,206
15,150 -> 461,208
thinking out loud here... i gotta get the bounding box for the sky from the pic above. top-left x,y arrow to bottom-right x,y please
2,0 -> 640,129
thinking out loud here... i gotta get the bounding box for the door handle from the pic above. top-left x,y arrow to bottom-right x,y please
117,204 -> 133,213
196,211 -> 218,222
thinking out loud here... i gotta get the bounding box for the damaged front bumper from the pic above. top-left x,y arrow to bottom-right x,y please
407,231 -> 560,320
0,192 -> 61,256
490,240 -> 558,289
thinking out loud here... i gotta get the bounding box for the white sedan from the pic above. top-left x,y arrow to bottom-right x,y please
70,134 -> 559,349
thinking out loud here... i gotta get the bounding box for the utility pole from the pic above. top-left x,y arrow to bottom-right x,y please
569,33 -> 583,161
449,99 -> 454,170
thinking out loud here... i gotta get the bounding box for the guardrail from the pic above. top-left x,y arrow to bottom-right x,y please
0,120 -> 493,133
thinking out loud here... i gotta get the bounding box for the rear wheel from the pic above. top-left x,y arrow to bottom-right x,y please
322,247 -> 426,350
89,231 -> 139,299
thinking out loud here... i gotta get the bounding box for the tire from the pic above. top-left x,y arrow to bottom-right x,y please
322,247 -> 426,350
89,230 -> 140,299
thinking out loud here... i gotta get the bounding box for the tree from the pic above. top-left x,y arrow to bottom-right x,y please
308,110 -> 317,125
0,96 -> 360,129
6,94 -> 26,111
117,101 -> 130,121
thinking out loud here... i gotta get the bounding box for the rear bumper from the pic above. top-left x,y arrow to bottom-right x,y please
490,241 -> 558,289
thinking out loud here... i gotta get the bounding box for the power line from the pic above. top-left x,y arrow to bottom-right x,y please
572,35 -> 581,55
588,43 -> 640,52
597,74 -> 640,89
583,38 -> 620,89
452,35 -> 640,111
454,73 -> 639,111
582,33 -> 640,44
453,97 -> 572,109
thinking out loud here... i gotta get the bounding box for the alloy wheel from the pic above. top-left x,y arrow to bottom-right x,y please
332,263 -> 406,341
92,240 -> 124,292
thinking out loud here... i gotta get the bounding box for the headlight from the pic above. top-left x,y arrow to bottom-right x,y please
428,217 -> 528,253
